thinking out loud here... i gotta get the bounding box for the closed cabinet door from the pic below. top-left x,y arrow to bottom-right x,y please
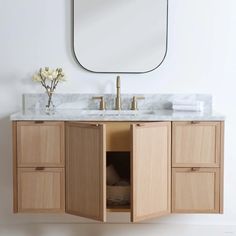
172,168 -> 220,213
18,168 -> 65,212
131,122 -> 171,222
17,122 -> 65,167
172,122 -> 221,167
65,123 -> 106,222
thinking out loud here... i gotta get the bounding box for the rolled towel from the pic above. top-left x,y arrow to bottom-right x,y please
172,104 -> 204,112
172,99 -> 204,107
107,165 -> 120,185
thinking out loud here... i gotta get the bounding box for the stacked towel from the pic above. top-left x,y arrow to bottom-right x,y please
172,99 -> 204,112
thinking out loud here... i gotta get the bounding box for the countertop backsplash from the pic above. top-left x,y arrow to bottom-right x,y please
22,93 -> 213,112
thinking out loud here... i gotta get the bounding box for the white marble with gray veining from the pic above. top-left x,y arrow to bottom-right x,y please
10,93 -> 225,121
22,93 -> 213,111
11,109 -> 224,121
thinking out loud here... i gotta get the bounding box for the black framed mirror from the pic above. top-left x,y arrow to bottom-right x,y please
73,0 -> 168,74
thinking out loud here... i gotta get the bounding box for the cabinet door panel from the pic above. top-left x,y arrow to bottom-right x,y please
172,122 -> 220,167
18,168 -> 65,212
172,168 -> 220,213
17,122 -> 65,167
66,123 -> 106,222
131,122 -> 171,222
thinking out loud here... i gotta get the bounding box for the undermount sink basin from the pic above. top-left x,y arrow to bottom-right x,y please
81,110 -> 155,117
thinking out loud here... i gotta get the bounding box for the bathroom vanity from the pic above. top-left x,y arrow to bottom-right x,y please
11,94 -> 225,222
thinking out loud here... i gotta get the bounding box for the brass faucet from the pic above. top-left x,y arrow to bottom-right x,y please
92,96 -> 106,110
115,76 -> 121,110
131,96 -> 145,110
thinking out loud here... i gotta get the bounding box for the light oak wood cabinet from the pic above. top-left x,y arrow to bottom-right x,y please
131,123 -> 171,222
18,168 -> 65,212
172,168 -> 220,213
106,122 -> 130,151
66,123 -> 106,221
17,121 -> 65,167
12,120 -> 224,222
171,121 -> 224,214
65,122 -> 171,222
172,122 -> 220,167
13,121 -> 65,213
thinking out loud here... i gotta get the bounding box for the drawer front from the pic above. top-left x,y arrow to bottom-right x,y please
17,122 -> 65,167
18,168 -> 65,212
172,122 -> 221,167
172,168 -> 220,213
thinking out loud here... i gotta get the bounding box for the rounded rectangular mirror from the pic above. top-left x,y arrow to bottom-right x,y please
73,0 -> 168,73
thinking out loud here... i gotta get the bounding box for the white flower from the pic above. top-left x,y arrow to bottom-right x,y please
33,67 -> 66,90
57,75 -> 66,81
46,70 -> 54,80
32,74 -> 42,82
40,69 -> 58,80
40,69 -> 48,79
52,70 -> 58,79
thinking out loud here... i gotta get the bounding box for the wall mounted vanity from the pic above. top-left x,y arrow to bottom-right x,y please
11,94 -> 225,223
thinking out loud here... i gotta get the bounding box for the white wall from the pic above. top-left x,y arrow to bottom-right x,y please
0,0 -> 236,234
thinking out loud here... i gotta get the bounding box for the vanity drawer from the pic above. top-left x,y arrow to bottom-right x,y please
17,168 -> 65,213
172,168 -> 220,213
172,122 -> 221,167
17,121 -> 65,167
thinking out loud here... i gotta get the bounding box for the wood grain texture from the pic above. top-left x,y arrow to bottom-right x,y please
172,122 -> 221,167
106,122 -> 131,151
18,168 -> 65,213
131,122 -> 171,222
17,121 -> 65,167
12,122 -> 18,213
172,168 -> 220,213
66,122 -> 106,222
220,121 -> 224,213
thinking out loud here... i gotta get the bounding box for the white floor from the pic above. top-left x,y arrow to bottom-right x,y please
0,224 -> 235,236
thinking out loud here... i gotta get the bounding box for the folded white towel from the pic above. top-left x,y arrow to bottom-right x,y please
172,99 -> 203,107
172,104 -> 204,112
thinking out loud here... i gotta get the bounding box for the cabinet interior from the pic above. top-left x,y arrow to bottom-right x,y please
106,152 -> 131,212
106,122 -> 131,212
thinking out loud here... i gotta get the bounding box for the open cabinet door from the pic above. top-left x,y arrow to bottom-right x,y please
131,122 -> 171,222
66,123 -> 106,222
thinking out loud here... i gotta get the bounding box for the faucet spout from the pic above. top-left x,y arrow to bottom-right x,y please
115,76 -> 121,110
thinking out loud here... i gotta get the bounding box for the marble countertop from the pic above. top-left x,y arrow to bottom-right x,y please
10,109 -> 225,121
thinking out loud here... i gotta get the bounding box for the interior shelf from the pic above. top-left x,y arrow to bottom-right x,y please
107,205 -> 131,212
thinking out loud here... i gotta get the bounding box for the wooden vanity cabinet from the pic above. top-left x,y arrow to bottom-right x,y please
131,123 -> 171,222
171,121 -> 224,214
16,121 -> 65,167
65,122 -> 171,222
65,123 -> 106,221
172,122 -> 221,167
18,168 -> 65,212
12,120 -> 224,221
172,168 -> 220,213
13,121 -> 65,213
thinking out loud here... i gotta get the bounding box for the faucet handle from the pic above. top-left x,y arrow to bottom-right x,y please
131,96 -> 145,110
92,96 -> 106,110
